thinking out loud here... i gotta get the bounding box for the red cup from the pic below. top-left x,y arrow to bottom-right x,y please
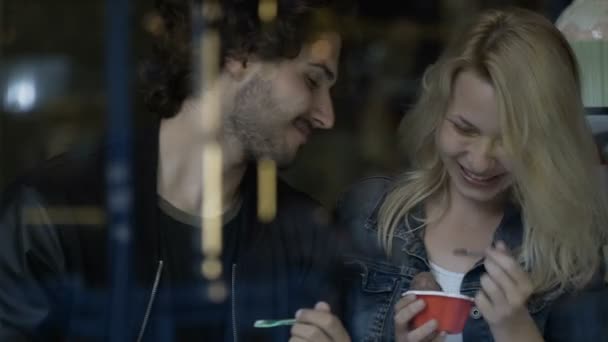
403,290 -> 475,334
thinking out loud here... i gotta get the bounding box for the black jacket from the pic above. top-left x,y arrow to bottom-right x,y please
0,121 -> 338,341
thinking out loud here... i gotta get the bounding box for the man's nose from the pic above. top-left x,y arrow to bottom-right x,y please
310,89 -> 335,129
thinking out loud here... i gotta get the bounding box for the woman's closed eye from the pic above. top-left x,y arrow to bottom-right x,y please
449,119 -> 478,136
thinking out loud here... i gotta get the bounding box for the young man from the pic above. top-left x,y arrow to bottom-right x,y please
0,0 -> 350,340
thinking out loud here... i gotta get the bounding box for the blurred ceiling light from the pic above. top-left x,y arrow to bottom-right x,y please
202,258 -> 222,280
257,158 -> 277,223
3,77 -> 37,114
208,280 -> 227,303
22,206 -> 106,225
0,57 -> 70,116
142,12 -> 165,36
201,142 -> 223,280
258,0 -> 277,22
202,1 -> 223,22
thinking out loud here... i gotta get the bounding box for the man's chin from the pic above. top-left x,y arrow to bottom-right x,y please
249,150 -> 298,169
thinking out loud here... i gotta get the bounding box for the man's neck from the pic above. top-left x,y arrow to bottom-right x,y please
157,97 -> 247,217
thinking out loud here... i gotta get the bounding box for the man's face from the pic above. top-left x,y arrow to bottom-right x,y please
225,31 -> 341,166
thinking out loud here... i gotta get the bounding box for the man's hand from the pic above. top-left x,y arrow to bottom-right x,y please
289,301 -> 351,342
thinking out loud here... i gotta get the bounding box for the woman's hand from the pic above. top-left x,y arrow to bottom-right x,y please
475,241 -> 543,341
394,295 -> 446,342
289,302 -> 351,342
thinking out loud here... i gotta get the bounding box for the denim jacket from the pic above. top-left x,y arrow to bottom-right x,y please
336,177 -> 608,342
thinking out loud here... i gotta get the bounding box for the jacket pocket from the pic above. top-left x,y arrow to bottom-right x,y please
361,269 -> 398,293
344,259 -> 400,342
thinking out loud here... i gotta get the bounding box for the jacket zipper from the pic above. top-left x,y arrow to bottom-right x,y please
232,263 -> 238,342
136,260 -> 164,342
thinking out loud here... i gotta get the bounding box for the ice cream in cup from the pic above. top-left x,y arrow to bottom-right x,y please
410,271 -> 442,292
402,290 -> 475,334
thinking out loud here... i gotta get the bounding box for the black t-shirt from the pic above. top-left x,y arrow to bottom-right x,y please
157,196 -> 243,341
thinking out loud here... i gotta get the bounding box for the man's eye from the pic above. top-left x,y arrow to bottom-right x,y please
305,75 -> 319,90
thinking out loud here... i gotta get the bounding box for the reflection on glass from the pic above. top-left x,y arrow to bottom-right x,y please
0,57 -> 70,115
4,77 -> 37,113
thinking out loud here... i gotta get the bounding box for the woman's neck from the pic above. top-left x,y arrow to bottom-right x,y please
424,188 -> 506,272
424,186 -> 506,245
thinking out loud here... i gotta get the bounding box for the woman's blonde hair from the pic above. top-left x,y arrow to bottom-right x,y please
379,8 -> 608,296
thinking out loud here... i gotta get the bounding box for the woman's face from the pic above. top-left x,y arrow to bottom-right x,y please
436,70 -> 514,204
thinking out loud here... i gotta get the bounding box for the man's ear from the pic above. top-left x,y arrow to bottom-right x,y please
224,55 -> 248,80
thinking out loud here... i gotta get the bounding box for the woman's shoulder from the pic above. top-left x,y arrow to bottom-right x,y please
333,175 -> 398,245
333,176 -> 395,257
336,176 -> 393,220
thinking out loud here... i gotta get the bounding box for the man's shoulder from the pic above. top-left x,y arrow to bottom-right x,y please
3,120 -> 159,205
275,176 -> 394,219
7,145 -> 105,204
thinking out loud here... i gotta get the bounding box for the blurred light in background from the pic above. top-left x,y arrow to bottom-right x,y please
4,76 -> 36,113
257,159 -> 277,223
558,0 -> 608,169
0,57 -> 70,116
142,12 -> 164,37
557,0 -> 608,109
258,0 -> 277,22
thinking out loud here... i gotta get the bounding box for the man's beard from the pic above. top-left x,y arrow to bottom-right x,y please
226,75 -> 298,167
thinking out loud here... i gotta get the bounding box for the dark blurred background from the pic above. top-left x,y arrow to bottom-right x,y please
0,0 -> 573,207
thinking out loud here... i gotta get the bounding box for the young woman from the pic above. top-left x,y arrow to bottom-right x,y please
338,8 -> 608,342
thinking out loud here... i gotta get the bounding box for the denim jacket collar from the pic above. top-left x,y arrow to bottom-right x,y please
387,201 -> 523,271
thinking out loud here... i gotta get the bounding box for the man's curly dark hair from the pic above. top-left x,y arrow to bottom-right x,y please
140,0 -> 342,118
